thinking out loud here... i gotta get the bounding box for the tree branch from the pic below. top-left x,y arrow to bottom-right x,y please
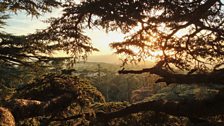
97,95 -> 224,120
61,89 -> 224,122
118,66 -> 224,85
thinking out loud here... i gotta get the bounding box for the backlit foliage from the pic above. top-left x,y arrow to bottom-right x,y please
0,0 -> 98,68
44,0 -> 224,72
1,0 -> 224,125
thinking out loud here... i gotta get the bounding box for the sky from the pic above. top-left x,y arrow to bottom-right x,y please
3,9 -> 125,56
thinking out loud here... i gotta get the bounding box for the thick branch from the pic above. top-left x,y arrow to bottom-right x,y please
59,89 -> 224,123
118,67 -> 224,85
97,94 -> 224,120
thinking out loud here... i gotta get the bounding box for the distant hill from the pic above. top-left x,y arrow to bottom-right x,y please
87,54 -> 154,67
74,61 -> 154,73
74,61 -> 121,72
87,54 -> 121,64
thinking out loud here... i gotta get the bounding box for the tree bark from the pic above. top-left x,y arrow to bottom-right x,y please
58,89 -> 224,123
97,90 -> 224,121
118,67 -> 224,85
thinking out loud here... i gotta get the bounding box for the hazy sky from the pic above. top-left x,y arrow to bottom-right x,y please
4,8 -> 125,56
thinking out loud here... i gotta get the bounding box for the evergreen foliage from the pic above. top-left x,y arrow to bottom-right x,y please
44,0 -> 224,73
1,0 -> 224,125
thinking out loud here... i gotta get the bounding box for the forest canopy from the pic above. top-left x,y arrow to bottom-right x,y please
0,0 -> 224,125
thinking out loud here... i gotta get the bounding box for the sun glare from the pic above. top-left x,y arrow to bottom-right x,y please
54,21 -> 186,63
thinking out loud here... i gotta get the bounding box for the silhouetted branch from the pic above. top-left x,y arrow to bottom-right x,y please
118,66 -> 224,85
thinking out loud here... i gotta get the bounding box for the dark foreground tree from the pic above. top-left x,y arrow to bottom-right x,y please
1,0 -> 224,125
0,0 -> 97,88
37,0 -> 224,124
0,0 -> 97,67
47,0 -> 224,83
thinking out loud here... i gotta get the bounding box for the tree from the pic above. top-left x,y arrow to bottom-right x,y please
37,0 -> 224,124
0,1 -> 100,125
0,0 -> 98,88
1,73 -> 105,125
1,0 -> 224,125
0,0 -> 97,67
43,0 -> 224,84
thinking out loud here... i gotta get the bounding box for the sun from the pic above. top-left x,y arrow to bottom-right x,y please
55,22 -> 184,63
